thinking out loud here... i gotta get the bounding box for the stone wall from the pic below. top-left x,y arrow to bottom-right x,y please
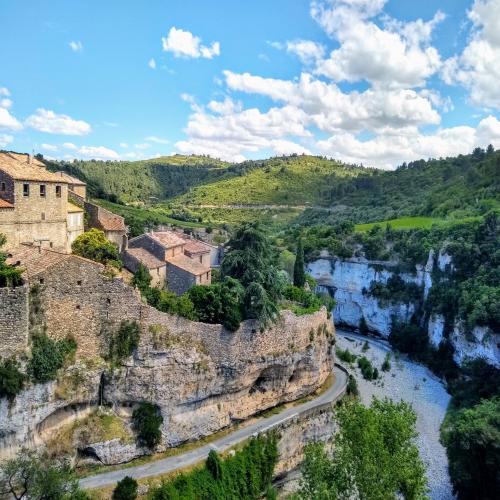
165,261 -> 197,295
0,284 -> 29,359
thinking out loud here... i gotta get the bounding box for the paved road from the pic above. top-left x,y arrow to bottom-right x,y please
80,365 -> 348,490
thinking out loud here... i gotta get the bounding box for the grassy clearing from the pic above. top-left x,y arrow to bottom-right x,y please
355,216 -> 443,232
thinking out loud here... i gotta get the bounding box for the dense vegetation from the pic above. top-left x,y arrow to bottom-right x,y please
0,358 -> 25,400
298,398 -> 427,499
109,320 -> 140,362
113,476 -> 138,500
150,433 -> 278,499
0,449 -> 89,499
132,402 -> 163,449
71,228 -> 122,269
0,233 -> 23,287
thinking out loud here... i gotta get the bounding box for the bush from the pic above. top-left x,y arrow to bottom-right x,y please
71,228 -> 121,269
28,335 -> 77,383
336,348 -> 357,364
381,353 -> 391,372
110,320 -> 140,361
357,356 -> 377,380
132,402 -> 163,449
346,374 -> 359,397
113,476 -> 138,500
362,341 -> 370,352
0,359 -> 25,400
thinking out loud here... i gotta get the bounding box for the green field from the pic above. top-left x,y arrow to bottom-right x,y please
355,217 -> 443,232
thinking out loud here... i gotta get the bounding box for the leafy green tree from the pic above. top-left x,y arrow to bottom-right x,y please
206,450 -> 223,480
71,228 -> 121,268
442,397 -> 500,500
110,320 -> 140,361
299,398 -> 428,500
0,233 -> 23,288
0,358 -> 25,400
131,263 -> 152,292
28,336 -> 77,383
293,237 -> 305,288
0,449 -> 89,499
221,222 -> 285,327
132,402 -> 163,449
112,476 -> 138,500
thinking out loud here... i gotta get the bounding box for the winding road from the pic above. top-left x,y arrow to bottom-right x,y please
80,364 -> 348,490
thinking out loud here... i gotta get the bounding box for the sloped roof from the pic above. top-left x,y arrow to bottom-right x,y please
53,171 -> 86,186
0,152 -> 69,183
95,208 -> 126,232
183,238 -> 211,255
67,202 -> 84,213
125,247 -> 164,269
167,254 -> 210,276
6,245 -> 71,279
150,231 -> 185,249
0,198 -> 14,209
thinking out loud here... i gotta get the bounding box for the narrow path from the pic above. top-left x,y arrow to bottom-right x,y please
80,365 -> 348,490
337,329 -> 454,500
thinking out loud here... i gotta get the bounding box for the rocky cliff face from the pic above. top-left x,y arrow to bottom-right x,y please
0,309 -> 334,459
307,253 -> 499,368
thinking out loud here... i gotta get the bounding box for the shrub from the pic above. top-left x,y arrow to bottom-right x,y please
336,348 -> 357,364
362,341 -> 370,352
0,359 -> 25,400
112,476 -> 138,500
206,450 -> 223,480
293,237 -> 305,288
71,228 -> 121,269
381,353 -> 391,372
28,335 -> 77,383
357,356 -> 376,380
346,375 -> 359,397
131,264 -> 151,293
132,402 -> 163,449
110,320 -> 140,361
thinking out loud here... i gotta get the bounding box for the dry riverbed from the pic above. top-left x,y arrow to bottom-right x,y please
336,331 -> 454,500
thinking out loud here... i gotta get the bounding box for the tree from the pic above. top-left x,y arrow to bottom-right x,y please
206,450 -> 223,480
0,359 -> 25,400
0,449 -> 88,500
110,320 -> 140,361
442,397 -> 500,500
299,398 -> 428,500
71,228 -> 121,268
112,476 -> 138,500
293,238 -> 305,288
132,402 -> 163,449
221,222 -> 285,326
0,233 -> 23,288
131,263 -> 151,292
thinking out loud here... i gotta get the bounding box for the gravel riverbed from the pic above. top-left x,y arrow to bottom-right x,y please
336,331 -> 455,500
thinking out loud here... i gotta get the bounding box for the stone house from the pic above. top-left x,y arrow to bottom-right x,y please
0,152 -> 84,252
123,231 -> 212,294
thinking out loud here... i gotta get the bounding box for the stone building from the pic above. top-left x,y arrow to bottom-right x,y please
123,230 -> 212,294
0,152 -> 84,252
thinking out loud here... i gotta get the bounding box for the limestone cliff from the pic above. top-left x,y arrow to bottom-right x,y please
0,308 -> 334,459
307,253 -> 499,368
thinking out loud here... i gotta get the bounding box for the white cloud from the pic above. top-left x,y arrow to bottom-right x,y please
119,142 -> 129,148
442,0 -> 500,109
0,88 -> 10,97
0,108 -> 23,131
162,27 -> 220,59
316,116 -> 500,169
134,143 -> 151,150
286,40 -> 326,64
311,0 -> 443,88
69,41 -> 83,52
63,142 -> 77,150
41,143 -> 58,152
148,58 -> 157,69
76,146 -> 119,160
145,136 -> 169,144
0,98 -> 12,109
0,134 -> 13,147
25,109 -> 91,135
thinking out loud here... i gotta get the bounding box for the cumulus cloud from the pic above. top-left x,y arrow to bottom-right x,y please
25,109 -> 91,135
0,134 -> 13,147
311,0 -> 443,88
272,40 -> 326,64
69,41 -> 83,52
162,27 -> 220,59
0,108 -> 23,131
0,88 -> 10,97
442,0 -> 500,109
76,145 -> 119,160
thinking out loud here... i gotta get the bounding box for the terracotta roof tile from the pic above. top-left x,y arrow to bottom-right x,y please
6,245 -> 71,279
0,152 -> 69,183
125,247 -> 164,269
167,254 -> 211,276
150,231 -> 185,249
96,209 -> 126,232
53,171 -> 86,186
0,198 -> 14,209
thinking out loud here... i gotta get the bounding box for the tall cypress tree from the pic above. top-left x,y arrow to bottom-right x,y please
293,237 -> 305,288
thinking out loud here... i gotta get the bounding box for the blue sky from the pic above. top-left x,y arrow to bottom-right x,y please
1,0 -> 500,168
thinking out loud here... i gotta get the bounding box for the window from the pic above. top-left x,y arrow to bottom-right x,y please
199,255 -> 203,263
0,182 -> 5,191
76,304 -> 81,310
40,184 -> 46,197
23,183 -> 29,197
77,280 -> 82,286
55,185 -> 61,198
39,278 -> 44,285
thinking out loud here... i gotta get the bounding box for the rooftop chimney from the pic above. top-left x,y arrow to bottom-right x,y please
28,154 -> 33,165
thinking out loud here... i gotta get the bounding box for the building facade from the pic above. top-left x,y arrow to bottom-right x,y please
0,152 -> 84,252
